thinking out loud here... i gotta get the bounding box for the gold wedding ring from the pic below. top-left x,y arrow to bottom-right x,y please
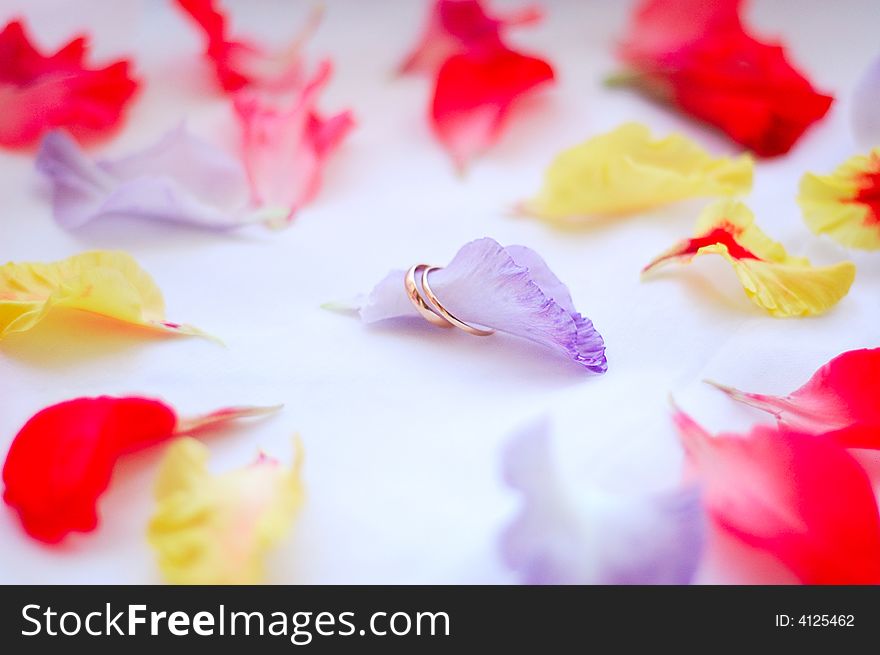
404,264 -> 451,328
404,264 -> 495,337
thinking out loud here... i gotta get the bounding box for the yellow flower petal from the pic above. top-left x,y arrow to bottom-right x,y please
798,148 -> 880,250
0,250 -> 208,339
643,200 -> 855,318
148,437 -> 304,584
521,122 -> 753,223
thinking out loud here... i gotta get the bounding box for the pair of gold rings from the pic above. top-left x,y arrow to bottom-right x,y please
404,264 -> 495,337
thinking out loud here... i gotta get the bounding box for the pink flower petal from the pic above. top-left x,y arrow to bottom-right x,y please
234,61 -> 355,222
674,409 -> 880,584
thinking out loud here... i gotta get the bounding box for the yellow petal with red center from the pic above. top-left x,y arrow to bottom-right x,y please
148,437 -> 304,584
798,149 -> 880,250
0,250 -> 208,339
520,122 -> 752,223
643,200 -> 855,318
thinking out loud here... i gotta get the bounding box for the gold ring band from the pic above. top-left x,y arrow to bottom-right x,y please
419,266 -> 495,337
404,264 -> 451,328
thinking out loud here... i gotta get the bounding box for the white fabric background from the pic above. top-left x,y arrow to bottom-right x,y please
1,0 -> 878,584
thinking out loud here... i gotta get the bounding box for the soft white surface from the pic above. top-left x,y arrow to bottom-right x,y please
1,0 -> 878,584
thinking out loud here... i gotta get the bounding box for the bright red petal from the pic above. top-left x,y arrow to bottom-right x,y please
0,20 -> 138,148
176,0 -> 255,91
709,349 -> 880,440
825,425 -> 880,450
176,0 -> 227,47
431,47 -> 553,168
2,397 -> 277,543
616,0 -> 833,157
666,37 -> 833,157
2,397 -> 177,543
674,410 -> 880,584
399,0 -> 542,75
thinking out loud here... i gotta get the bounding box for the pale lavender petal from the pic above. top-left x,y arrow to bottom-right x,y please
358,238 -> 607,372
35,127 -> 259,230
853,53 -> 880,148
505,244 -> 576,313
501,419 -> 704,585
34,130 -> 116,228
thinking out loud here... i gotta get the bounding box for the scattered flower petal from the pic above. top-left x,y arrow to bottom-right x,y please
0,250 -> 210,340
234,61 -> 355,223
175,0 -> 319,92
706,348 -> 880,449
174,404 -> 284,435
403,0 -> 554,168
0,19 -> 139,148
432,45 -> 554,170
613,0 -> 833,157
520,122 -> 753,222
501,418 -> 704,584
618,0 -> 743,65
642,199 -> 855,317
2,397 -> 278,542
356,238 -> 607,372
798,148 -> 880,250
673,409 -> 880,584
148,436 -> 304,584
853,53 -> 880,148
35,128 -> 266,231
399,0 -> 542,75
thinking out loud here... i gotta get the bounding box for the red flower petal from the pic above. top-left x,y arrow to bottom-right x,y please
674,410 -> 880,584
642,217 -> 763,274
176,0 -> 256,91
0,20 -> 138,148
2,397 -> 277,543
667,38 -> 833,157
176,0 -> 316,93
2,397 -> 174,543
708,348 -> 880,447
399,0 -> 542,75
616,0 -> 833,157
853,153 -> 880,225
620,0 -> 744,66
431,46 -> 553,169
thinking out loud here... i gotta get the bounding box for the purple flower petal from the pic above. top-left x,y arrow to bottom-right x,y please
35,127 -> 262,230
501,418 -> 704,584
853,53 -> 880,148
358,238 -> 607,372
